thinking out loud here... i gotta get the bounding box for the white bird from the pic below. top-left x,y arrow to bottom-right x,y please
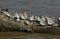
46,16 -> 58,26
13,13 -> 20,21
29,15 -> 35,21
3,11 -> 11,17
34,16 -> 38,21
52,17 -> 59,26
58,18 -> 60,20
1,8 -> 11,18
40,20 -> 47,26
23,12 -> 28,19
58,17 -> 60,21
19,12 -> 28,20
40,16 -> 47,26
37,16 -> 41,21
41,16 -> 46,21
20,13 -> 25,19
46,16 -> 54,25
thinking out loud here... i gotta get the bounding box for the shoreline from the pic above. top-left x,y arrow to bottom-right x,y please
0,13 -> 60,34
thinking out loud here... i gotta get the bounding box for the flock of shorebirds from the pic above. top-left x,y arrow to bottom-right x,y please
1,8 -> 60,27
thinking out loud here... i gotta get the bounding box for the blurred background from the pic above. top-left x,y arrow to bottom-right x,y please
0,0 -> 60,16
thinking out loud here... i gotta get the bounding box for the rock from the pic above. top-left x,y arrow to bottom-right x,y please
0,14 -> 60,34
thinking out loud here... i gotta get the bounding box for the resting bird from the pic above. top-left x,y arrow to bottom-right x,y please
12,13 -> 20,21
40,16 -> 47,26
1,8 -> 11,18
29,15 -> 35,22
19,12 -> 28,20
36,16 -> 41,24
46,16 -> 58,26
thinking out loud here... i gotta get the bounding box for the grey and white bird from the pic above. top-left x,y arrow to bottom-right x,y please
58,17 -> 60,22
37,16 -> 41,21
1,8 -> 11,18
34,16 -> 38,21
46,16 -> 54,25
19,12 -> 29,20
29,15 -> 35,21
46,16 -> 58,26
12,13 -> 20,21
40,16 -> 47,26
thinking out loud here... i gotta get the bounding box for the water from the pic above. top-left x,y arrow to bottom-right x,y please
0,32 -> 60,39
0,0 -> 60,39
0,0 -> 60,16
